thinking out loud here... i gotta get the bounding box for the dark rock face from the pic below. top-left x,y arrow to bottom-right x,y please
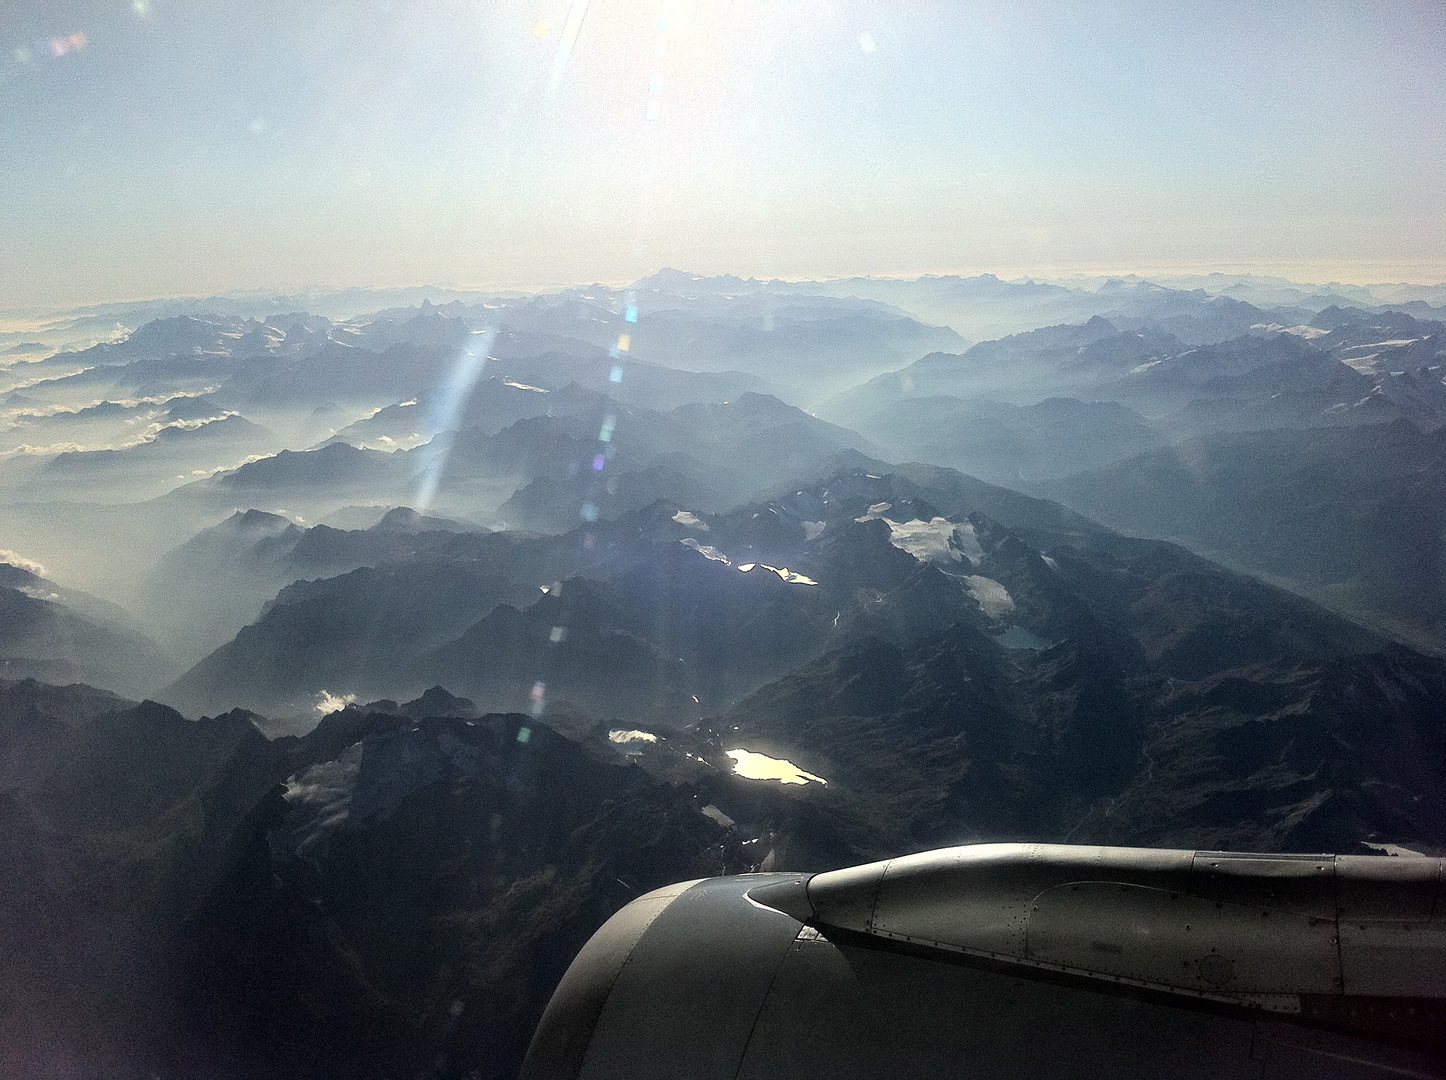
0,682 -> 276,1078
721,632 -> 1446,856
1072,646 -> 1446,851
182,714 -> 745,1080
0,681 -> 765,1078
6,537 -> 1446,1077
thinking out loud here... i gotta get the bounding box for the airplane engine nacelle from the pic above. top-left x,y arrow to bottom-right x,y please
522,844 -> 1446,1080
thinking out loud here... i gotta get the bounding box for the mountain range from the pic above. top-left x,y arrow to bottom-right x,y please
4,269 -> 1446,1078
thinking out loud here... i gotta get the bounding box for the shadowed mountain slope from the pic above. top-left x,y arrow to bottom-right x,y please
0,563 -> 171,698
1048,420 -> 1446,653
163,464 -> 1386,724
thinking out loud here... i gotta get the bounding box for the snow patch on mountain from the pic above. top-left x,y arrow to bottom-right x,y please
965,575 -> 1015,618
608,729 -> 659,744
879,516 -> 984,567
680,537 -> 729,564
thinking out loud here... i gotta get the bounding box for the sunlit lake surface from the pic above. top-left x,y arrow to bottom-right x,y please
726,748 -> 826,785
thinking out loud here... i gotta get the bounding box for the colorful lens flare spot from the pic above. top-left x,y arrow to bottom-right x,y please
530,681 -> 546,702
609,365 -> 623,383
615,333 -> 630,353
580,502 -> 598,522
50,32 -> 86,57
516,725 -> 533,742
625,305 -> 638,323
592,453 -> 605,471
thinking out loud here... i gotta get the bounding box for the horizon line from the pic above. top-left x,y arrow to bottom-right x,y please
6,260 -> 1446,317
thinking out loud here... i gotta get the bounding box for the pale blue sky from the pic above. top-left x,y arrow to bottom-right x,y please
2,0 -> 1443,306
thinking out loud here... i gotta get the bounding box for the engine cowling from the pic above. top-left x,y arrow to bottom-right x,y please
522,844 -> 1446,1080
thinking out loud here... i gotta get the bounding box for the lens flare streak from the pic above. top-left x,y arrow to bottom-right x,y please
546,0 -> 590,97
414,326 -> 496,512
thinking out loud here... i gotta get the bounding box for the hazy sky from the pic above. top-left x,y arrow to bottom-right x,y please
2,0 -> 1443,307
